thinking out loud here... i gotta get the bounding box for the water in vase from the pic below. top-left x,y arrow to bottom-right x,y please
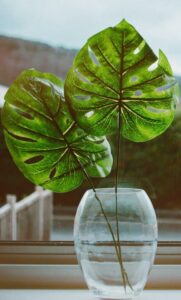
77,241 -> 157,299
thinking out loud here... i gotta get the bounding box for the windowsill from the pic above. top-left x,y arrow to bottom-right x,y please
0,289 -> 180,300
0,241 -> 181,289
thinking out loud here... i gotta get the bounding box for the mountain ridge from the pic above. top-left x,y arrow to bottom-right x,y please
0,35 -> 180,100
0,35 -> 77,86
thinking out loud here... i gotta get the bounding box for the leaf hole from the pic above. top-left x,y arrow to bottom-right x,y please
148,61 -> 158,72
147,106 -> 169,113
18,110 -> 34,120
75,95 -> 91,101
49,167 -> 57,179
66,118 -> 71,125
94,139 -> 104,144
133,47 -> 140,55
8,132 -> 36,143
85,110 -> 94,118
131,76 -> 138,82
74,68 -> 92,84
88,46 -> 101,66
133,40 -> 145,55
135,90 -> 142,96
10,104 -> 34,120
24,155 -> 44,164
156,82 -> 174,92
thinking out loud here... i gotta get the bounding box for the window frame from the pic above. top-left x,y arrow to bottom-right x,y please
0,241 -> 181,289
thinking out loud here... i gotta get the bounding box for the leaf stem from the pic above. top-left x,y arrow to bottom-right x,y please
114,30 -> 133,292
115,108 -> 127,290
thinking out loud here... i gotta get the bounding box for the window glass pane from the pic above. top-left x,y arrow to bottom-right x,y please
0,0 -> 180,243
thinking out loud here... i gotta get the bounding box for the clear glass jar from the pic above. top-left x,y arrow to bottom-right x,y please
74,188 -> 158,299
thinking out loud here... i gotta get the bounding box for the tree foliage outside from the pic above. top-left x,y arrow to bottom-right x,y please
1,107 -> 180,209
113,111 -> 181,209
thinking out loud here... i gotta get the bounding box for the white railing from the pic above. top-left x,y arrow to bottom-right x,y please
0,187 -> 53,241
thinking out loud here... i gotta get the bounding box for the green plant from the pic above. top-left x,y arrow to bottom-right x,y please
1,19 -> 179,292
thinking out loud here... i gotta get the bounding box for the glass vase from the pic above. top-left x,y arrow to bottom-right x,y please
74,188 -> 158,299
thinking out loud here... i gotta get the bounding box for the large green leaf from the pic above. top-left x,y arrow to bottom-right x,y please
2,69 -> 113,193
65,19 -> 178,142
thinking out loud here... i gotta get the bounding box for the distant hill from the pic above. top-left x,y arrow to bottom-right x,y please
0,36 -> 77,86
0,35 -> 180,106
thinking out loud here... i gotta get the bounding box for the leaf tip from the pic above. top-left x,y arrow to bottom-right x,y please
115,18 -> 130,29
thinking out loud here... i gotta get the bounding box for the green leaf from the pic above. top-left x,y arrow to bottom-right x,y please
65,19 -> 178,142
2,69 -> 113,193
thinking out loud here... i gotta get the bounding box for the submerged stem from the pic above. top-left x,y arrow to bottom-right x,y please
72,146 -> 132,291
93,190 -> 128,287
76,159 -> 128,287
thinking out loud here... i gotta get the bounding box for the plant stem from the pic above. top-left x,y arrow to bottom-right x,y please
115,110 -> 128,290
113,29 -> 133,291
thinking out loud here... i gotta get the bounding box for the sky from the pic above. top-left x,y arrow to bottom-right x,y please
0,0 -> 180,76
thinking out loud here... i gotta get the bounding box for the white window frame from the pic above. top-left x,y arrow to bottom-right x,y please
0,241 -> 180,289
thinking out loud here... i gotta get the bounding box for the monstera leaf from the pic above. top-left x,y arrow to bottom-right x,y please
65,19 -> 178,142
2,69 -> 113,192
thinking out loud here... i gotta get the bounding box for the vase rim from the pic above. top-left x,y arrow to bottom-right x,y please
86,187 -> 145,195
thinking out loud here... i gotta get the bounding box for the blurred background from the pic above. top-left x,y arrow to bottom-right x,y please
0,0 -> 180,241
